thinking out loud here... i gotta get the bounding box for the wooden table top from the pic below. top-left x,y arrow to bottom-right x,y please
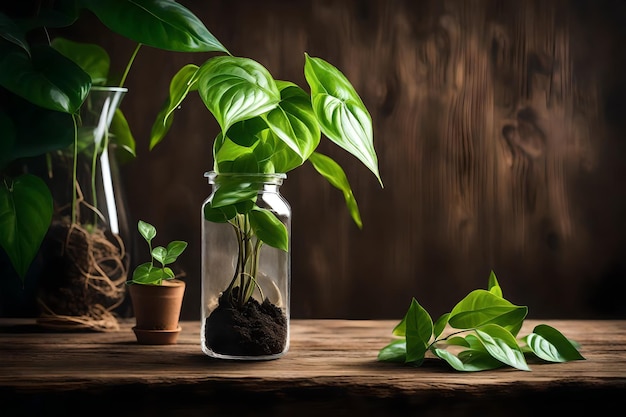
1,318 -> 625,416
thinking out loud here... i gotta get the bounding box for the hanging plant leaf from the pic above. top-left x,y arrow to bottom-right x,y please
308,152 -> 362,228
304,53 -> 382,187
79,0 -> 229,53
0,174 -> 53,280
150,64 -> 200,150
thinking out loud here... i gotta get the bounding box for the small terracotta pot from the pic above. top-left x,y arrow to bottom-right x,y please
128,279 -> 186,345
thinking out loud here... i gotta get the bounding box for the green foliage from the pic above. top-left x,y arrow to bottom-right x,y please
127,220 -> 188,286
151,44 -> 383,307
377,271 -> 585,372
0,0 -> 227,281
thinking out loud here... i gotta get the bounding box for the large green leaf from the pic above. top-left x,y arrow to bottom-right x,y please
197,56 -> 281,135
264,81 -> 320,163
309,152 -> 362,228
304,53 -> 382,186
448,289 -> 528,335
51,37 -> 110,85
0,43 -> 91,113
79,0 -> 229,53
150,64 -> 199,150
0,174 -> 53,279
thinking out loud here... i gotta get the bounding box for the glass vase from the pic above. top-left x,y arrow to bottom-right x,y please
34,86 -> 132,331
201,172 -> 291,360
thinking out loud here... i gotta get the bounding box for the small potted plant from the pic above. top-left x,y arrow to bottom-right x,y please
126,220 -> 188,345
150,51 -> 383,358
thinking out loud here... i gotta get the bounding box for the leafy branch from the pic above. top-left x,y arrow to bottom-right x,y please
378,271 -> 585,371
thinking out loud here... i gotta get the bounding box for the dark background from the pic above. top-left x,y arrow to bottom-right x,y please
4,0 -> 626,321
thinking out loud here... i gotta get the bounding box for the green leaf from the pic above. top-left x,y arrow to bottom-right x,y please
309,152 -> 362,228
474,324 -> 530,371
391,316 -> 407,337
525,324 -> 585,362
433,313 -> 450,339
488,270 -> 502,297
0,12 -> 30,55
138,220 -> 156,243
150,64 -> 199,150
110,108 -> 136,163
197,56 -> 281,135
210,182 -> 258,209
225,117 -> 267,148
51,37 -> 110,85
152,246 -> 167,265
0,43 -> 91,113
377,339 -> 406,363
264,81 -> 320,163
249,207 -> 288,251
163,241 -> 188,265
0,174 -> 53,279
448,289 -> 527,336
4,94 -> 75,161
304,53 -> 382,187
404,298 -> 433,364
79,0 -> 229,53
433,347 -> 504,372
131,262 -> 167,285
203,203 -> 236,223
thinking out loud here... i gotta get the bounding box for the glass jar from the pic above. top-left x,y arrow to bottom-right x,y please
201,172 -> 291,360
34,86 -> 132,331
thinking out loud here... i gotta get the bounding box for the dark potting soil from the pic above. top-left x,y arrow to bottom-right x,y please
204,294 -> 287,356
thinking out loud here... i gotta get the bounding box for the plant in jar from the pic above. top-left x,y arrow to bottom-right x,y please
151,50 -> 384,356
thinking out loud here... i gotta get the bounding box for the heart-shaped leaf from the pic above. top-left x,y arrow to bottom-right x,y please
0,174 -> 53,279
197,56 -> 280,135
264,81 -> 320,163
0,44 -> 91,113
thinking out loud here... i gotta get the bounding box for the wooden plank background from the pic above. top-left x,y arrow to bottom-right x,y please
2,0 -> 626,321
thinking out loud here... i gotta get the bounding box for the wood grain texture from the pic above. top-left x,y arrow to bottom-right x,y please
4,0 -> 623,321
1,319 -> 624,416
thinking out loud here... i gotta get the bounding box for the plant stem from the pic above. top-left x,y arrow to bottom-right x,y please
119,43 -> 142,87
71,114 -> 78,225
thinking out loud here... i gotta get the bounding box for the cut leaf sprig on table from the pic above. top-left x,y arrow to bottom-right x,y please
377,271 -> 585,372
